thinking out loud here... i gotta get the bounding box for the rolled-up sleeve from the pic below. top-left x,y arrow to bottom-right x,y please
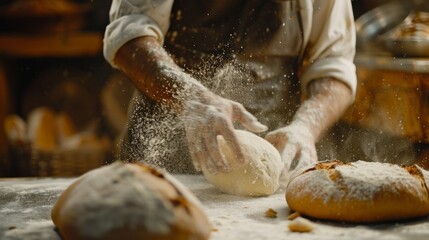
299,0 -> 357,98
103,0 -> 174,68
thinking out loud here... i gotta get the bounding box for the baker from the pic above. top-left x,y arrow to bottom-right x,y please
103,0 -> 357,176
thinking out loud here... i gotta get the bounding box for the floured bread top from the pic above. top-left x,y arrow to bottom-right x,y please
65,162 -> 174,237
291,160 -> 429,204
56,161 -> 206,238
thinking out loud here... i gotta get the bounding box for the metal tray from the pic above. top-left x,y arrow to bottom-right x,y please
355,1 -> 411,50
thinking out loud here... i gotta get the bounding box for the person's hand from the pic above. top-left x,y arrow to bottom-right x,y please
265,123 -> 318,176
182,90 -> 267,174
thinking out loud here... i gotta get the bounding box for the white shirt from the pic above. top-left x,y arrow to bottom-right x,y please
103,0 -> 357,97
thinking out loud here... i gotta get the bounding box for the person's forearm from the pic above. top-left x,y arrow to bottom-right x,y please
114,36 -> 207,111
290,78 -> 353,142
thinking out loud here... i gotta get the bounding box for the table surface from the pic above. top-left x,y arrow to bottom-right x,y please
1,175 -> 429,240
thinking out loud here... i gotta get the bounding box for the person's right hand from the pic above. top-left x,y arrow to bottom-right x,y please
182,90 -> 267,174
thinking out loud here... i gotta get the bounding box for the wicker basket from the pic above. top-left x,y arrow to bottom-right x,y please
11,144 -> 109,177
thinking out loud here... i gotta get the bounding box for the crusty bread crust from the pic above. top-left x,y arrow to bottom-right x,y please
286,160 -> 429,223
51,162 -> 211,240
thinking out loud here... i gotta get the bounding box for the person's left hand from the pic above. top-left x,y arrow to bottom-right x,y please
265,123 -> 318,176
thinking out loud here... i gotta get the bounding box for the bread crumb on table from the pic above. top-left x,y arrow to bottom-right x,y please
288,211 -> 300,220
288,217 -> 314,233
265,208 -> 278,218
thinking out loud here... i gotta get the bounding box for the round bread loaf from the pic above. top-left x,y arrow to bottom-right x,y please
286,160 -> 429,223
51,161 -> 211,240
202,130 -> 283,197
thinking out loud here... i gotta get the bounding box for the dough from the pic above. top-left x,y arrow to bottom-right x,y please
51,161 -> 212,240
286,160 -> 429,223
202,130 -> 283,197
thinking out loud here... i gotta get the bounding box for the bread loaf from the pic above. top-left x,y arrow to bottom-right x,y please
286,160 -> 429,223
51,161 -> 211,240
3,114 -> 27,146
27,107 -> 57,151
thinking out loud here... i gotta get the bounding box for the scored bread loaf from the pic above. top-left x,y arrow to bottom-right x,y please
286,160 -> 429,223
51,161 -> 212,240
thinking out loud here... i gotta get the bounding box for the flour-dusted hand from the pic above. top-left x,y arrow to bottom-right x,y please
265,78 -> 354,182
183,89 -> 267,174
265,123 -> 317,174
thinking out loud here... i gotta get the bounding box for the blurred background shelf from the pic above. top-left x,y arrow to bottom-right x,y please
0,32 -> 102,58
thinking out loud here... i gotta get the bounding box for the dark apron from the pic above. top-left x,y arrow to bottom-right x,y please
119,0 -> 303,174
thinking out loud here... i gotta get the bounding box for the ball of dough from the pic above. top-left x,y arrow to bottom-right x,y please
286,160 -> 429,223
51,161 -> 211,240
202,130 -> 283,197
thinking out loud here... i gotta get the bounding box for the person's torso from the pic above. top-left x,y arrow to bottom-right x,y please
165,0 -> 304,129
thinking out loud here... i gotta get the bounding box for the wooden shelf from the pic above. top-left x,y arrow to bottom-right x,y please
0,32 -> 103,58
